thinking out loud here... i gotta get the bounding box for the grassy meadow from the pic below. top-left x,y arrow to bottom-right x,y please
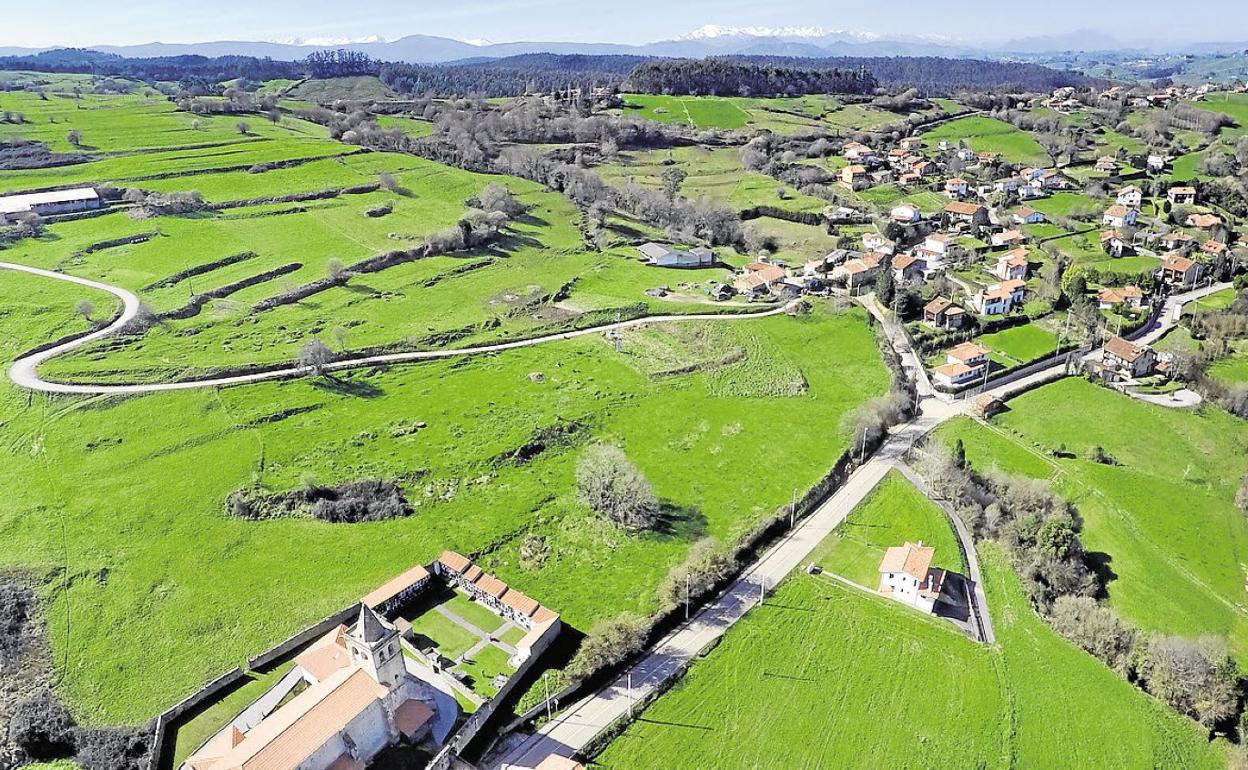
921,115 -> 1049,166
935,378 -> 1248,661
595,530 -> 1223,770
812,470 -> 965,587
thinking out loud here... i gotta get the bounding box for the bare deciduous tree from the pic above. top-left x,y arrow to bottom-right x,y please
297,339 -> 334,374
576,444 -> 659,531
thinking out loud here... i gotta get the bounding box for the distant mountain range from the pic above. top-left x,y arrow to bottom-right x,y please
1,26 -> 1246,64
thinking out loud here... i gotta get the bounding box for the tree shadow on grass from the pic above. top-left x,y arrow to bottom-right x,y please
651,503 -> 707,540
514,211 -> 549,227
311,375 -> 384,399
1086,551 -> 1117,600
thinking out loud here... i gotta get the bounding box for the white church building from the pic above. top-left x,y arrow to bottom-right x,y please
878,542 -> 946,613
184,605 -> 437,770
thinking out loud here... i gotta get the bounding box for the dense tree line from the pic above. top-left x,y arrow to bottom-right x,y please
626,58 -> 876,97
0,48 -> 302,84
743,55 -> 1097,94
380,54 -> 643,98
304,49 -> 380,78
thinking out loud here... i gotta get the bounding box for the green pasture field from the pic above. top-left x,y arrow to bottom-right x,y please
376,114 -> 435,137
934,378 -> 1248,661
921,115 -> 1049,166
595,540 -> 1223,770
1210,353 -> 1248,385
595,145 -> 827,214
856,185 -> 948,214
617,93 -> 906,135
0,265 -> 888,726
1026,191 -> 1102,219
812,469 -> 965,587
978,324 -> 1059,365
0,89 -> 329,157
1189,287 -> 1238,311
284,76 -> 397,104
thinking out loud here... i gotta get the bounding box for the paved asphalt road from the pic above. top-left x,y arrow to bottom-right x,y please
0,261 -> 797,395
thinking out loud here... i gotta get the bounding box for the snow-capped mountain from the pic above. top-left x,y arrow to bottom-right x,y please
677,24 -> 879,43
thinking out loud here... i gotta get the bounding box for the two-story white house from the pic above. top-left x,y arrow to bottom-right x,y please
878,542 -> 946,613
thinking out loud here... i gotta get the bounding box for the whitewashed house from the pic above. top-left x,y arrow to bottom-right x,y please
879,542 -> 946,613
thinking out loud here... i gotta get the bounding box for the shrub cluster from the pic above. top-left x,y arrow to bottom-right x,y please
227,479 -> 412,523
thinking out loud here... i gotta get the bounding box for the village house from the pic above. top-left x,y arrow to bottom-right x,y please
1014,206 -> 1046,225
900,136 -> 924,152
1098,285 -> 1146,310
1160,231 -> 1195,253
840,164 -> 869,191
184,605 -> 438,770
862,232 -> 895,255
991,229 -> 1026,249
923,296 -> 967,330
945,201 -> 989,228
1116,185 -> 1143,208
734,261 -> 788,298
637,243 -> 715,269
0,187 -> 101,224
842,141 -> 875,162
1099,336 -> 1157,381
1148,154 -> 1168,173
869,170 -> 895,186
1167,186 -> 1197,206
1183,213 -> 1223,230
914,233 -> 961,270
955,146 -> 977,162
945,177 -> 969,198
911,159 -> 939,178
934,342 -> 990,387
994,248 -> 1029,281
994,177 -> 1022,194
1159,253 -> 1203,287
1202,239 -> 1229,259
891,253 -> 925,283
1102,204 -> 1138,229
1101,229 -> 1130,258
897,172 -> 922,187
834,253 -> 883,293
878,542 -> 946,613
978,152 -> 1001,166
974,279 -> 1026,315
1186,213 -> 1223,230
1095,156 -> 1119,173
1040,169 -> 1072,190
891,203 -> 922,225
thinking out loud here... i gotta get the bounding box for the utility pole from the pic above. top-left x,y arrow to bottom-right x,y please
685,573 -> 691,620
790,488 -> 796,529
759,575 -> 766,603
544,672 -> 552,722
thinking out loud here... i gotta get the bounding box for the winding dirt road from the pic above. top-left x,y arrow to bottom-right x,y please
1,261 -> 798,396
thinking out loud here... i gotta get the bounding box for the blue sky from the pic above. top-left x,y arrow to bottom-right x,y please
2,0 -> 1245,48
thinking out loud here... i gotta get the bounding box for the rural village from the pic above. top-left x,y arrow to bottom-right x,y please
3,16 -> 1248,770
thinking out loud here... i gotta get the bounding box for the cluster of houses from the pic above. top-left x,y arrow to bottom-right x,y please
1097,183 -> 1227,289
840,136 -> 936,190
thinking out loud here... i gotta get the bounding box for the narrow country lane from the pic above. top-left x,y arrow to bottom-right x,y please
0,261 -> 798,396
